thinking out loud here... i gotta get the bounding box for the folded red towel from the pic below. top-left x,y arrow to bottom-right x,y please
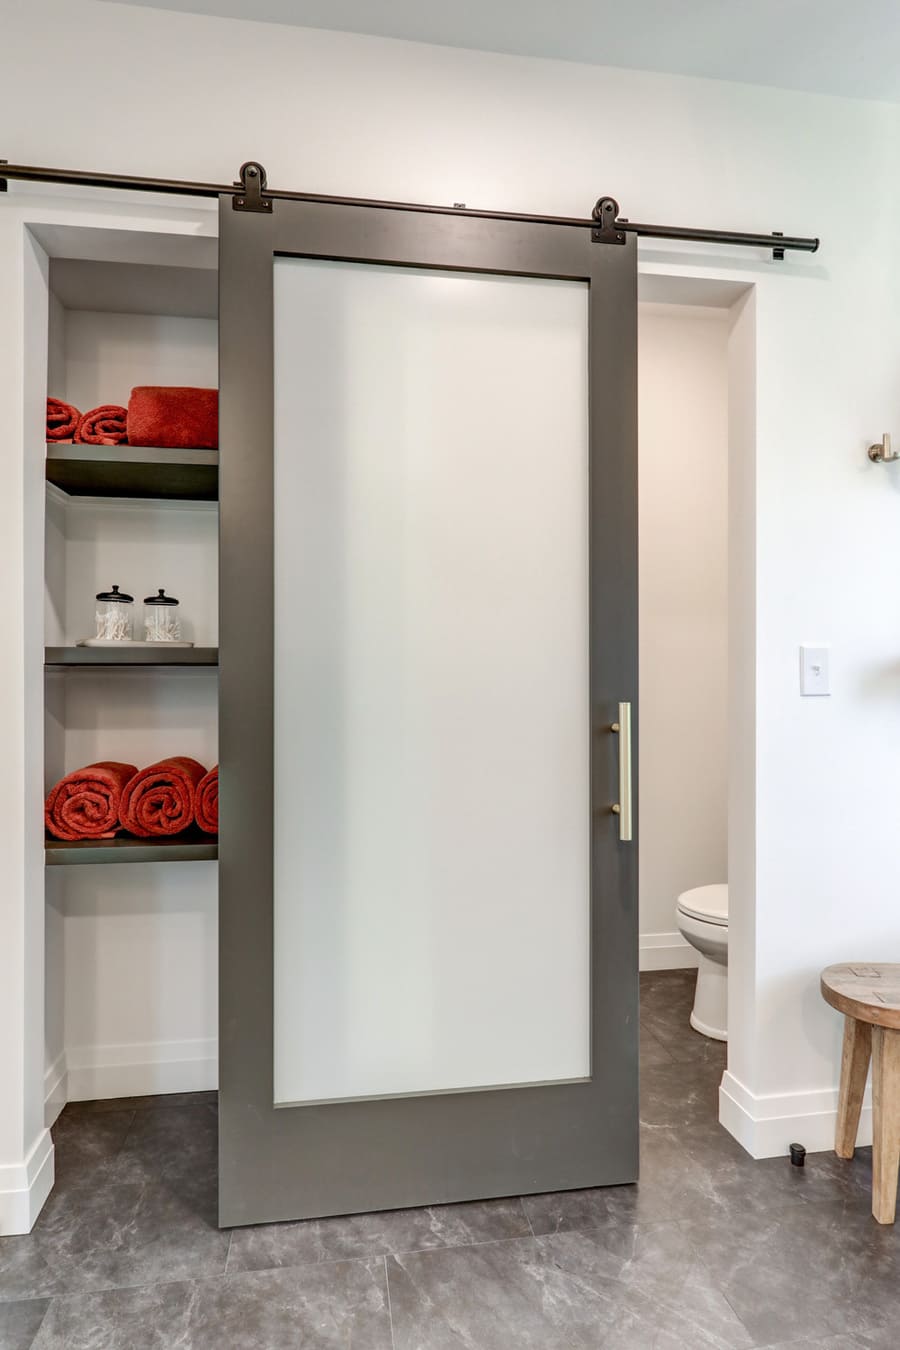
195,764 -> 218,835
127,387 -> 218,450
45,761 -> 138,841
75,405 -> 128,445
119,756 -> 207,837
47,398 -> 80,442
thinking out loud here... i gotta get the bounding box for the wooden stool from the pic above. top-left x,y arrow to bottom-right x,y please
821,963 -> 900,1224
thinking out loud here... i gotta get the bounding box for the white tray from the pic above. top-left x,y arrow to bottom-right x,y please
76,639 -> 195,648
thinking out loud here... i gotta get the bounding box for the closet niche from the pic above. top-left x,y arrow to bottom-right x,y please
43,236 -> 219,1120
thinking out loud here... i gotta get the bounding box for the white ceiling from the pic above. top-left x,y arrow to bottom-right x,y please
101,0 -> 900,101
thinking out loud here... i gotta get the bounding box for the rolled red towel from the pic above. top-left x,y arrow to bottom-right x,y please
45,761 -> 138,841
75,405 -> 128,445
119,756 -> 207,837
127,386 -> 218,450
47,397 -> 80,442
195,764 -> 218,835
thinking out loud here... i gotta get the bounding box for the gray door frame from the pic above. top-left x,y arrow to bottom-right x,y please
218,196 -> 639,1228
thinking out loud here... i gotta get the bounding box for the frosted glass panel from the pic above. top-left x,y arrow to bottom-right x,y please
273,258 -> 590,1105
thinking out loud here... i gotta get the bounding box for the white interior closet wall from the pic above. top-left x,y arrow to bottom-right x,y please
63,312 -> 216,412
637,304 -> 729,969
52,495 -> 218,649
52,862 -> 218,1103
43,279 -> 219,1114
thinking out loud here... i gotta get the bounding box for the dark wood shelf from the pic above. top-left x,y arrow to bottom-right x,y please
45,646 -> 219,669
46,828 -> 218,866
45,443 -> 218,502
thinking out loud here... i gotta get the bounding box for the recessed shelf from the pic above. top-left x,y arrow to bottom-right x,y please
49,257 -> 218,321
46,443 -> 218,502
45,829 -> 218,866
45,647 -> 219,668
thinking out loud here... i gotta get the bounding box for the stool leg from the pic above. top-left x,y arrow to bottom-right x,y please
835,1016 -> 871,1158
872,1026 -> 900,1224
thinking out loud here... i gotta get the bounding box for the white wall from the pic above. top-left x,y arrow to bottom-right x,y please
2,1 -> 900,1225
61,311 -> 217,412
59,861 -> 218,1102
638,305 -> 728,969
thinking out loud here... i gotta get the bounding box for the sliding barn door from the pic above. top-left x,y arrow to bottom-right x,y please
217,194 -> 638,1226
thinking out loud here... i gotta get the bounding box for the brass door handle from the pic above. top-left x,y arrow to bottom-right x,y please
610,702 -> 633,842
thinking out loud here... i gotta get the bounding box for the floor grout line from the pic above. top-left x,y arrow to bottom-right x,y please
61,1215 -> 697,1294
25,1295 -> 53,1345
639,1024 -> 680,1066
715,1278 -> 767,1349
383,1253 -> 396,1350
115,1110 -> 139,1156
225,1230 -> 547,1280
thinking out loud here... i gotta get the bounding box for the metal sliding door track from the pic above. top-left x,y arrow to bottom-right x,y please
0,159 -> 819,258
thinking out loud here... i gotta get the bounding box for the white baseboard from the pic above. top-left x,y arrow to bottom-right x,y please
65,1038 -> 218,1103
44,1051 -> 68,1127
719,1069 -> 871,1159
0,1127 -> 54,1236
639,931 -> 699,972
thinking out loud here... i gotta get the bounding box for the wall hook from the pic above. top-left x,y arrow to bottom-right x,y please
868,433 -> 899,464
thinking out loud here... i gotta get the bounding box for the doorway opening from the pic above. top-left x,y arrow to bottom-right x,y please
637,272 -> 752,1143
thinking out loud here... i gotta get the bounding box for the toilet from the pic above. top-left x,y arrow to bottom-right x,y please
675,884 -> 728,1041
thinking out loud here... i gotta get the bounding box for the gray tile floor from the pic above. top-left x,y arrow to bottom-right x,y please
1,971 -> 892,1348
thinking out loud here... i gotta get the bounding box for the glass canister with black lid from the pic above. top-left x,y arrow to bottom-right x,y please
95,584 -> 134,641
143,588 -> 182,642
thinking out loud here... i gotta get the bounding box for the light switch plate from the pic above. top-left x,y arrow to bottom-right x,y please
800,645 -> 830,696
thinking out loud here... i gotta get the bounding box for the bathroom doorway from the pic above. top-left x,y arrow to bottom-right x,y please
636,277 -> 746,1094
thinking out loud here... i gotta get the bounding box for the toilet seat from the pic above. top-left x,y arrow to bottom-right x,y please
676,883 -> 728,927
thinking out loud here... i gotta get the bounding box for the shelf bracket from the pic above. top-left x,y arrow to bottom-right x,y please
232,161 -> 272,213
591,196 -> 626,245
